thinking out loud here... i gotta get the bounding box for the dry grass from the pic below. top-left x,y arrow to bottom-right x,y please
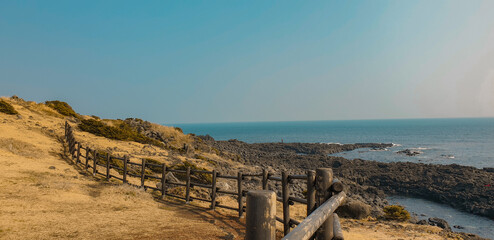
0,98 -> 243,240
0,96 -> 468,240
150,123 -> 194,147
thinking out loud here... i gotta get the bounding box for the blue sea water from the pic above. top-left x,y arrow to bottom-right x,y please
175,118 -> 494,168
174,118 -> 494,238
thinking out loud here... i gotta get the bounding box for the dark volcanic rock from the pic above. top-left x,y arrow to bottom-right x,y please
428,217 -> 451,230
396,149 -> 422,156
336,200 -> 372,219
417,219 -> 428,225
200,138 -> 494,220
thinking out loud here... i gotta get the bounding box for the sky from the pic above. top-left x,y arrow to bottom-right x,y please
1,1 -> 494,124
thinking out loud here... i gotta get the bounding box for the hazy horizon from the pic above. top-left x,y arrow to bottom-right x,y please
170,116 -> 494,125
2,1 -> 494,124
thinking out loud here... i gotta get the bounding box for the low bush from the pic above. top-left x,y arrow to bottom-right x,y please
383,205 -> 410,221
0,100 -> 19,115
78,119 -> 165,148
171,161 -> 212,184
45,100 -> 78,118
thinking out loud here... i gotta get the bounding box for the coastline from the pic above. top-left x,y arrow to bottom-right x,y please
198,136 -> 494,221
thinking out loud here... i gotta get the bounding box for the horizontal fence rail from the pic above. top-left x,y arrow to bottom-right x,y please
64,122 -> 347,240
282,192 -> 346,240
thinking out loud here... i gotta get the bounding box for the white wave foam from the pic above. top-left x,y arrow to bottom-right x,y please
370,148 -> 388,151
410,147 -> 429,150
322,142 -> 343,145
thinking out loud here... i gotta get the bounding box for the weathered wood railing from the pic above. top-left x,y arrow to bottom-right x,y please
65,122 -> 346,239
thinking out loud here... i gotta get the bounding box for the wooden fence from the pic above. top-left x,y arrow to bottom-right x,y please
65,122 -> 345,239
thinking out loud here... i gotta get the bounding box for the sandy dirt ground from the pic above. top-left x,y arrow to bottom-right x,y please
0,97 -> 465,239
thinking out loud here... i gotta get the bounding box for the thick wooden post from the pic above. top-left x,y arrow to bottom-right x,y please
315,168 -> 334,240
333,213 -> 344,240
238,172 -> 244,218
282,171 -> 290,235
307,170 -> 316,216
85,147 -> 90,170
141,158 -> 146,188
92,150 -> 97,176
331,179 -> 344,193
76,143 -> 81,164
161,163 -> 167,199
123,155 -> 128,184
106,153 -> 111,180
246,190 -> 276,240
262,169 -> 268,190
210,170 -> 217,210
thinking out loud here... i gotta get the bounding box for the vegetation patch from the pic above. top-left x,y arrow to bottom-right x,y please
0,100 -> 19,115
45,100 -> 78,118
171,161 -> 212,184
144,158 -> 163,173
382,205 -> 410,221
78,119 -> 165,148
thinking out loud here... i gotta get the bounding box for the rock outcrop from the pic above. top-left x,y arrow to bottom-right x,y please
199,137 -> 494,220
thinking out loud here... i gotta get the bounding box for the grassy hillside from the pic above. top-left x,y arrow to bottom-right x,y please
0,96 -> 469,240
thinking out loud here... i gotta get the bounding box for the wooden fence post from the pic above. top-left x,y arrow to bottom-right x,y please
92,150 -> 97,176
76,143 -> 81,164
210,170 -> 217,210
238,172 -> 244,218
85,147 -> 90,170
106,153 -> 111,180
307,170 -> 316,216
141,158 -> 146,188
123,155 -> 128,184
262,169 -> 268,190
282,171 -> 290,235
246,190 -> 276,240
68,138 -> 73,156
333,213 -> 344,240
315,168 -> 334,240
161,163 -> 167,199
70,138 -> 75,156
185,167 -> 191,203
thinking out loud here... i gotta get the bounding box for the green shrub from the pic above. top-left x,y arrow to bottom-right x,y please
171,161 -> 212,184
45,100 -> 78,118
383,205 -> 410,221
0,100 -> 19,115
174,127 -> 183,133
78,119 -> 165,148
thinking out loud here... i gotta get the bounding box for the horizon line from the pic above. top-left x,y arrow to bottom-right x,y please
167,116 -> 494,126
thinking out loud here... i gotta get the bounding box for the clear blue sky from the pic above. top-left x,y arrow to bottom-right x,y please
1,1 -> 494,124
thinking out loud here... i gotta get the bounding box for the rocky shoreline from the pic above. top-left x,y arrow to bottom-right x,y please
198,136 -> 494,221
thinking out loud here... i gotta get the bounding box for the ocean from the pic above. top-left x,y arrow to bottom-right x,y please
174,118 -> 494,238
